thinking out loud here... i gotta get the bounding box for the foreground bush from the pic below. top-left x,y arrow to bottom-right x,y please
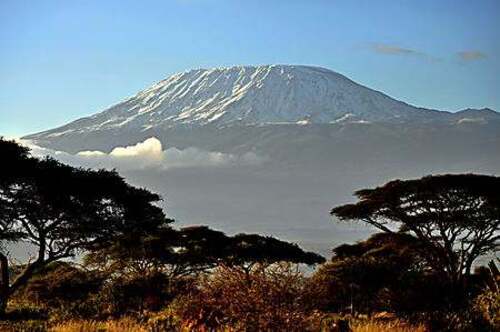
172,263 -> 312,331
50,317 -> 147,332
350,319 -> 425,332
472,289 -> 500,329
0,317 -> 426,332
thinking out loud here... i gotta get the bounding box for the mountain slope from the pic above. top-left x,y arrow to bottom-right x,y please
24,65 -> 499,157
27,65 -> 490,140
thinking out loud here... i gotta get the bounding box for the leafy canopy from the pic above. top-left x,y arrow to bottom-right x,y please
331,174 -> 500,287
86,225 -> 325,277
0,138 -> 169,312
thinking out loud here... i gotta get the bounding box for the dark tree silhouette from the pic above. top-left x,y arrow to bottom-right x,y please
21,261 -> 104,309
0,138 -> 168,314
227,233 -> 325,273
87,225 -> 324,280
0,138 -> 35,314
309,233 -> 444,313
331,174 -> 500,296
0,139 -> 33,243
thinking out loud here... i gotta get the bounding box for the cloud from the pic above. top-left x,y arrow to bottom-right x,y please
371,43 -> 422,56
457,117 -> 486,125
457,51 -> 486,61
370,43 -> 442,62
20,137 -> 265,171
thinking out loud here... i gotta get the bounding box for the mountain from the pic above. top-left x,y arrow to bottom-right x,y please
26,65 -> 433,134
24,65 -> 499,153
22,65 -> 500,255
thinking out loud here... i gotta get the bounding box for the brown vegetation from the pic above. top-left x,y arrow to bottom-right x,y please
1,138 -> 499,331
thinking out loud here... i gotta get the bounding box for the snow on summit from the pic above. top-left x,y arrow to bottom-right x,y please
27,64 -> 498,142
26,65 -> 436,138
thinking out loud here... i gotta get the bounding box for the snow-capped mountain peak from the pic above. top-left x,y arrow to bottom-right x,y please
26,65 -> 498,143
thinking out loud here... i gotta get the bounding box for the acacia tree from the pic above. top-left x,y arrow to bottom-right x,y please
331,174 -> 500,297
87,225 -> 325,279
85,225 -> 324,313
0,140 -> 33,243
226,233 -> 325,277
0,139 -> 34,314
0,138 -> 168,314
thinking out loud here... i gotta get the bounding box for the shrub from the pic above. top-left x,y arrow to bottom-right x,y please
471,289 -> 500,330
98,272 -> 174,316
351,318 -> 425,332
19,262 -> 102,307
173,263 -> 312,331
50,317 -> 147,332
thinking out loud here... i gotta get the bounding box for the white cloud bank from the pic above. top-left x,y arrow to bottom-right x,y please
20,137 -> 264,171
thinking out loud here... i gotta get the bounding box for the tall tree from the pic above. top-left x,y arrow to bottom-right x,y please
0,138 -> 168,314
331,174 -> 500,297
0,138 -> 36,314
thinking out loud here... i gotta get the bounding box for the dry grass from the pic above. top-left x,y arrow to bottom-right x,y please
47,318 -> 426,332
352,319 -> 426,332
50,317 -> 148,332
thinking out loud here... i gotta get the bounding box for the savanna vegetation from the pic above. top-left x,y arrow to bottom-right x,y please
0,137 -> 498,331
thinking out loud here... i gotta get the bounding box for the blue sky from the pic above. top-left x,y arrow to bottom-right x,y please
1,0 -> 499,137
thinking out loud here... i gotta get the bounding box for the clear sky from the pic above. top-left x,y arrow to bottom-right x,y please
1,0 -> 499,137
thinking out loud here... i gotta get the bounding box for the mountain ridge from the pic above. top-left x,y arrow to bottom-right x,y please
25,65 -> 498,145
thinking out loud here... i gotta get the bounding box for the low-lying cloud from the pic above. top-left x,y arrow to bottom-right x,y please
370,44 -> 487,63
371,43 -> 424,56
457,51 -> 486,61
369,43 -> 442,62
21,137 -> 265,171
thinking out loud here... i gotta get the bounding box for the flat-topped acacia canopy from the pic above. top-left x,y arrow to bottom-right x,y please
331,174 -> 500,292
0,138 -> 169,314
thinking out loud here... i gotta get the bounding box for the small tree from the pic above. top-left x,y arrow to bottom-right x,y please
0,138 -> 168,314
331,174 -> 500,299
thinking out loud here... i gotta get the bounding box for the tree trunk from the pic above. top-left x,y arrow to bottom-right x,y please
0,252 -> 9,316
0,296 -> 6,317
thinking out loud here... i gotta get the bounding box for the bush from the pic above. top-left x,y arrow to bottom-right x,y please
98,272 -> 176,316
20,262 -> 103,310
471,289 -> 500,330
351,318 -> 425,332
173,263 -> 312,331
50,317 -> 147,332
0,320 -> 47,332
